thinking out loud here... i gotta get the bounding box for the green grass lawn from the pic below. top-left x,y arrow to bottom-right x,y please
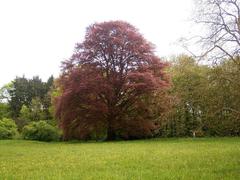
0,138 -> 239,180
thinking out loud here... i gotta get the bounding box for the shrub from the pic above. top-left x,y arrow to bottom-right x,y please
0,118 -> 18,139
22,121 -> 60,141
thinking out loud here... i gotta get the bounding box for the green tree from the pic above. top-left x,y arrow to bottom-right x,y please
8,75 -> 54,118
19,105 -> 31,121
165,55 -> 240,137
0,118 -> 18,139
8,76 -> 31,117
0,103 -> 10,119
203,61 -> 240,136
165,55 -> 209,137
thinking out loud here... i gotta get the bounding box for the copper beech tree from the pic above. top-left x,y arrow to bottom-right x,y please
55,21 -> 170,140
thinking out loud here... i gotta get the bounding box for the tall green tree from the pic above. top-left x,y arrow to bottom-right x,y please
164,55 -> 240,137
8,75 -> 54,119
8,76 -> 30,117
165,55 -> 209,137
203,60 -> 240,136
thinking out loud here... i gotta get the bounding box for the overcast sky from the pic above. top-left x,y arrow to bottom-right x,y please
0,0 -> 194,87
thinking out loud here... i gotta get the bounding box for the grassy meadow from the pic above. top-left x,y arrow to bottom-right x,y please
0,138 -> 239,180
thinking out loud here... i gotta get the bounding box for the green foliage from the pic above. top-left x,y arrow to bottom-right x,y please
162,55 -> 207,137
0,118 -> 18,139
28,97 -> 45,121
19,105 -> 31,121
8,76 -> 30,117
22,121 -> 60,141
0,103 -> 10,119
202,60 -> 240,136
8,76 -> 54,118
163,55 -> 240,137
20,97 -> 53,123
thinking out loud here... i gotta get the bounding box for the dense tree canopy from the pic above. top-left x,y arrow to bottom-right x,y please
0,75 -> 55,130
55,21 -> 170,140
7,76 -> 53,118
160,55 -> 240,137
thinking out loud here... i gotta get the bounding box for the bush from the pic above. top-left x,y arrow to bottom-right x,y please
22,121 -> 60,141
0,118 -> 18,139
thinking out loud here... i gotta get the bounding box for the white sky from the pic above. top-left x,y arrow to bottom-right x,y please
0,0 -> 194,87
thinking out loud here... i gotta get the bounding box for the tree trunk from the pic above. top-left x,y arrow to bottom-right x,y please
106,121 -> 116,141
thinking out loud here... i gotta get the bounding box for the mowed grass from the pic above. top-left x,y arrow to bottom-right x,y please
0,138 -> 240,180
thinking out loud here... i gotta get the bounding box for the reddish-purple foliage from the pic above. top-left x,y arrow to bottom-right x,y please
55,21 -> 170,140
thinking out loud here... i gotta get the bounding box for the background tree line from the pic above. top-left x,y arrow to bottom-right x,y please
1,54 -> 239,139
160,55 -> 240,137
0,75 -> 54,129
